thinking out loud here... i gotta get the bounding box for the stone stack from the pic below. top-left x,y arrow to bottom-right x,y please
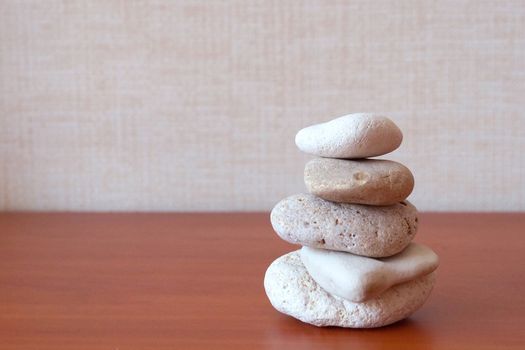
264,113 -> 439,328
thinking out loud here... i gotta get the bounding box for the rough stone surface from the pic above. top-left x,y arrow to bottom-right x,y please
270,193 -> 418,257
300,243 -> 439,302
264,251 -> 436,328
304,158 -> 414,205
295,113 -> 403,158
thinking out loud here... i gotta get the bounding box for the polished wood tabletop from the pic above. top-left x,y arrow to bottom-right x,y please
0,212 -> 524,349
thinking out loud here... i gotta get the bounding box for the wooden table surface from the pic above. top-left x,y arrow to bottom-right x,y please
0,212 -> 524,349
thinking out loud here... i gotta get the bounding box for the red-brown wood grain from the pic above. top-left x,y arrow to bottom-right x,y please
0,213 -> 524,349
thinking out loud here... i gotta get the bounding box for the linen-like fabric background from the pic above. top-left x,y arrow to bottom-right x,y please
1,0 -> 524,212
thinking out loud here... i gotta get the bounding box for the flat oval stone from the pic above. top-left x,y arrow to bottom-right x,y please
264,251 -> 436,328
295,113 -> 403,158
304,158 -> 414,205
300,243 -> 439,302
270,193 -> 418,257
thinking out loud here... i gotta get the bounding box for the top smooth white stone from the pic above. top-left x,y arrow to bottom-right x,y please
295,113 -> 403,158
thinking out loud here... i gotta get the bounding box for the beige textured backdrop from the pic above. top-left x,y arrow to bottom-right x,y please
1,0 -> 524,212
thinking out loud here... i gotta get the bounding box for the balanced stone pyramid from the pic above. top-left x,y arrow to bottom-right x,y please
264,113 -> 439,328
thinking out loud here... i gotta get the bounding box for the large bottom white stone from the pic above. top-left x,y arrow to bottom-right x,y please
264,250 -> 436,328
